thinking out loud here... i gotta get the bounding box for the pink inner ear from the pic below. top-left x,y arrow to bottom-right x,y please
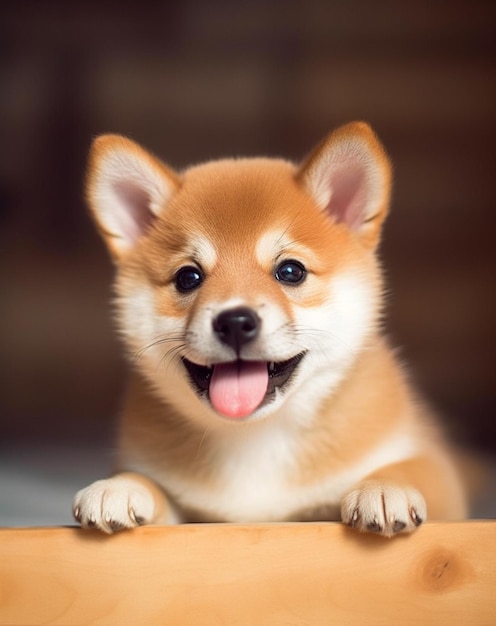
325,161 -> 368,232
113,181 -> 157,245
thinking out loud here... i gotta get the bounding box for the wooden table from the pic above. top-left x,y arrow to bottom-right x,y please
1,521 -> 495,625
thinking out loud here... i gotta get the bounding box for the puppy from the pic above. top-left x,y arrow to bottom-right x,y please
73,122 -> 467,536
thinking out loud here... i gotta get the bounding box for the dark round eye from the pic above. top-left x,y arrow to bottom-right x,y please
274,260 -> 307,285
175,266 -> 204,293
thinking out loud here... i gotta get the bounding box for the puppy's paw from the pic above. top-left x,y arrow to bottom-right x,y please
341,480 -> 426,538
73,476 -> 156,534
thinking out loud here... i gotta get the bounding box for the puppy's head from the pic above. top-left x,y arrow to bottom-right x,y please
86,123 -> 391,424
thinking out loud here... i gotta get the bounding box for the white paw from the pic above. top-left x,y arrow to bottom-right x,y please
73,476 -> 156,534
341,480 -> 426,537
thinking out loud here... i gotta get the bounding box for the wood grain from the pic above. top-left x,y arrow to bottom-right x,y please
0,522 -> 495,625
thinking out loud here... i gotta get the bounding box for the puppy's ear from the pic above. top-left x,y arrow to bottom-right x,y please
297,122 -> 392,248
86,135 -> 180,260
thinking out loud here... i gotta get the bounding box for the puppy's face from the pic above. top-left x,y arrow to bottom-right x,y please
87,123 -> 391,424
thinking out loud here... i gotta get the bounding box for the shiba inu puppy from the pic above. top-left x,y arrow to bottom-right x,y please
73,122 -> 467,537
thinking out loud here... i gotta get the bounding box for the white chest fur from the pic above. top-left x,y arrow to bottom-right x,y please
129,417 -> 419,523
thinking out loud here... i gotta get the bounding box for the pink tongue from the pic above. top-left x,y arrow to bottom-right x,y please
209,361 -> 269,418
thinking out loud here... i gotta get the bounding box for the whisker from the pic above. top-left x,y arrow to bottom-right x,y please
158,343 -> 187,374
275,211 -> 307,249
130,333 -> 185,362
195,427 -> 211,464
290,324 -> 359,363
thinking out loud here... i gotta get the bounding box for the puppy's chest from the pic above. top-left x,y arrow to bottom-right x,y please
139,423 -> 420,523
155,429 -> 346,523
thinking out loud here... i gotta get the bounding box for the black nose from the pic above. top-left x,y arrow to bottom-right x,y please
213,307 -> 261,354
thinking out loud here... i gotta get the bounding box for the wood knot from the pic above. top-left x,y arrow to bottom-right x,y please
417,548 -> 470,593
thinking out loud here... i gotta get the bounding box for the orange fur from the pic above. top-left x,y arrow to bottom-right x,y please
73,122 -> 467,537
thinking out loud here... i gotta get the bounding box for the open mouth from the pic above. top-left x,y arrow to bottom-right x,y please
182,353 -> 305,419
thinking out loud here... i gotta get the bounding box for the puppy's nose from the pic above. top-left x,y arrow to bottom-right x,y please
213,307 -> 260,354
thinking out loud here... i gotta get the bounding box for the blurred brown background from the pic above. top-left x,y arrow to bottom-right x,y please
1,0 -> 495,454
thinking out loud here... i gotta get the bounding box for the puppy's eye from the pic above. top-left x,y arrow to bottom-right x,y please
175,266 -> 204,292
274,260 -> 306,285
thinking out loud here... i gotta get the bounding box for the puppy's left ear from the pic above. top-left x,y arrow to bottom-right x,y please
297,122 -> 392,248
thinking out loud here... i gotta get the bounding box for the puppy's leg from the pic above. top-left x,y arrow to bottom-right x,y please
341,454 -> 467,538
73,472 -> 177,533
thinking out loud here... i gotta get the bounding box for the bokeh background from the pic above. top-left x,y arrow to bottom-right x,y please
0,0 -> 495,523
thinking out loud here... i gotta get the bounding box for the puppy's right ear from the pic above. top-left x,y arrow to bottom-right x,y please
86,135 -> 180,260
